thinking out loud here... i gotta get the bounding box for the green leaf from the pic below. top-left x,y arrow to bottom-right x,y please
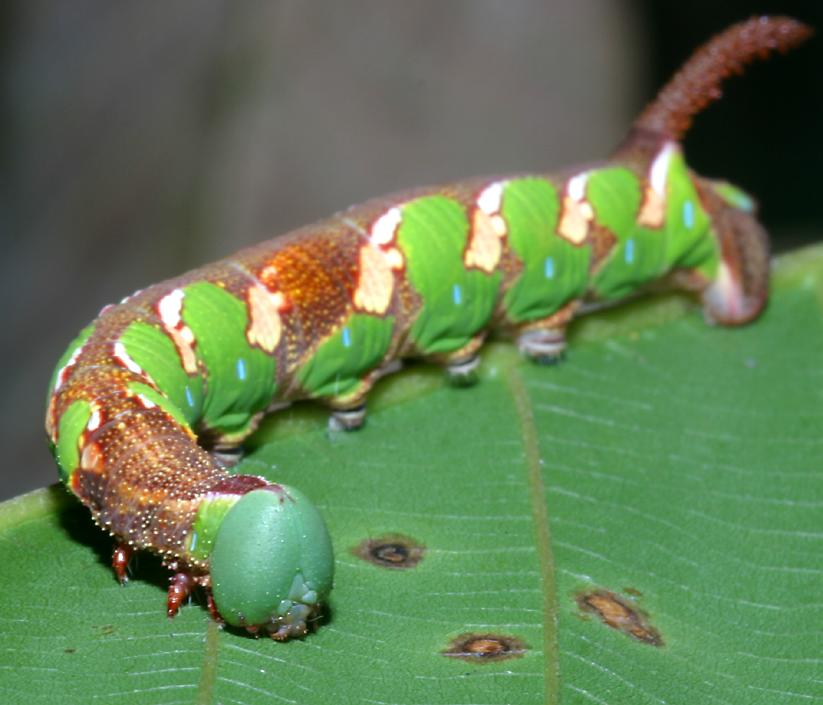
3,246 -> 823,704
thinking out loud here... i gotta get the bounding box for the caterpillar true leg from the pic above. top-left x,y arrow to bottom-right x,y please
111,543 -> 133,585
166,571 -> 194,618
205,591 -> 223,624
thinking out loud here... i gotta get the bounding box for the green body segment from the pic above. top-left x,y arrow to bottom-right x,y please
501,177 -> 591,322
186,494 -> 241,563
397,195 -> 501,354
589,167 -> 666,300
117,282 -> 280,441
126,381 -> 192,433
590,154 -> 720,299
54,400 -> 93,484
119,321 -> 204,426
46,323 -> 95,400
711,180 -> 756,213
180,282 -> 277,440
297,313 -> 395,400
660,151 -> 718,277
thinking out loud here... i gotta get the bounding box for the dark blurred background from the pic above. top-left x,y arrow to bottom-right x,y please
2,1 -> 821,501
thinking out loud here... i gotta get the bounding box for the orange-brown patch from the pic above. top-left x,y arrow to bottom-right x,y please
258,263 -> 278,288
353,245 -> 402,315
465,209 -> 505,272
637,186 -> 665,228
168,326 -> 197,375
442,633 -> 528,663
246,283 -> 285,353
352,534 -> 425,569
588,222 -> 619,272
45,394 -> 59,441
80,441 -> 104,474
156,291 -> 198,375
261,234 -> 361,363
557,195 -> 593,245
577,588 -> 664,646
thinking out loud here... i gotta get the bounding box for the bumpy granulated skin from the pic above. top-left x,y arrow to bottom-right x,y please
44,16 -> 811,633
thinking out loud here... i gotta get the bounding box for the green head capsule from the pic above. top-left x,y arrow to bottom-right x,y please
209,485 -> 334,639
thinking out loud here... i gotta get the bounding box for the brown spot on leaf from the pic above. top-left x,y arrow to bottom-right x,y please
352,534 -> 424,569
442,633 -> 528,663
92,624 -> 117,637
577,588 -> 663,646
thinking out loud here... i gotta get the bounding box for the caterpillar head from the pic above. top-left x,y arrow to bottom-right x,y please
209,485 -> 334,639
698,179 -> 770,326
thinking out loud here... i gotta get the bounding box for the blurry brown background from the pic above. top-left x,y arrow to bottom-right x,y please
2,1 -> 821,501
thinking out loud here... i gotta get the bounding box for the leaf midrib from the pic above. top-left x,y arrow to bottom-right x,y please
508,366 -> 560,703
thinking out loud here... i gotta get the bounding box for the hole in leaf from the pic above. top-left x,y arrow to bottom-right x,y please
352,534 -> 424,569
576,588 -> 663,646
442,633 -> 528,663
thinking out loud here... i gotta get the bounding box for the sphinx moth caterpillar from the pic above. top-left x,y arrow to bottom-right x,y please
45,16 -> 811,639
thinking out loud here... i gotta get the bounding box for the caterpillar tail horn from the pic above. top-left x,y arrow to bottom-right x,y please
630,16 -> 812,144
619,16 -> 812,325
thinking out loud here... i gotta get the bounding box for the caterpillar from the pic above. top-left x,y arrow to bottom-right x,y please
45,16 -> 811,640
